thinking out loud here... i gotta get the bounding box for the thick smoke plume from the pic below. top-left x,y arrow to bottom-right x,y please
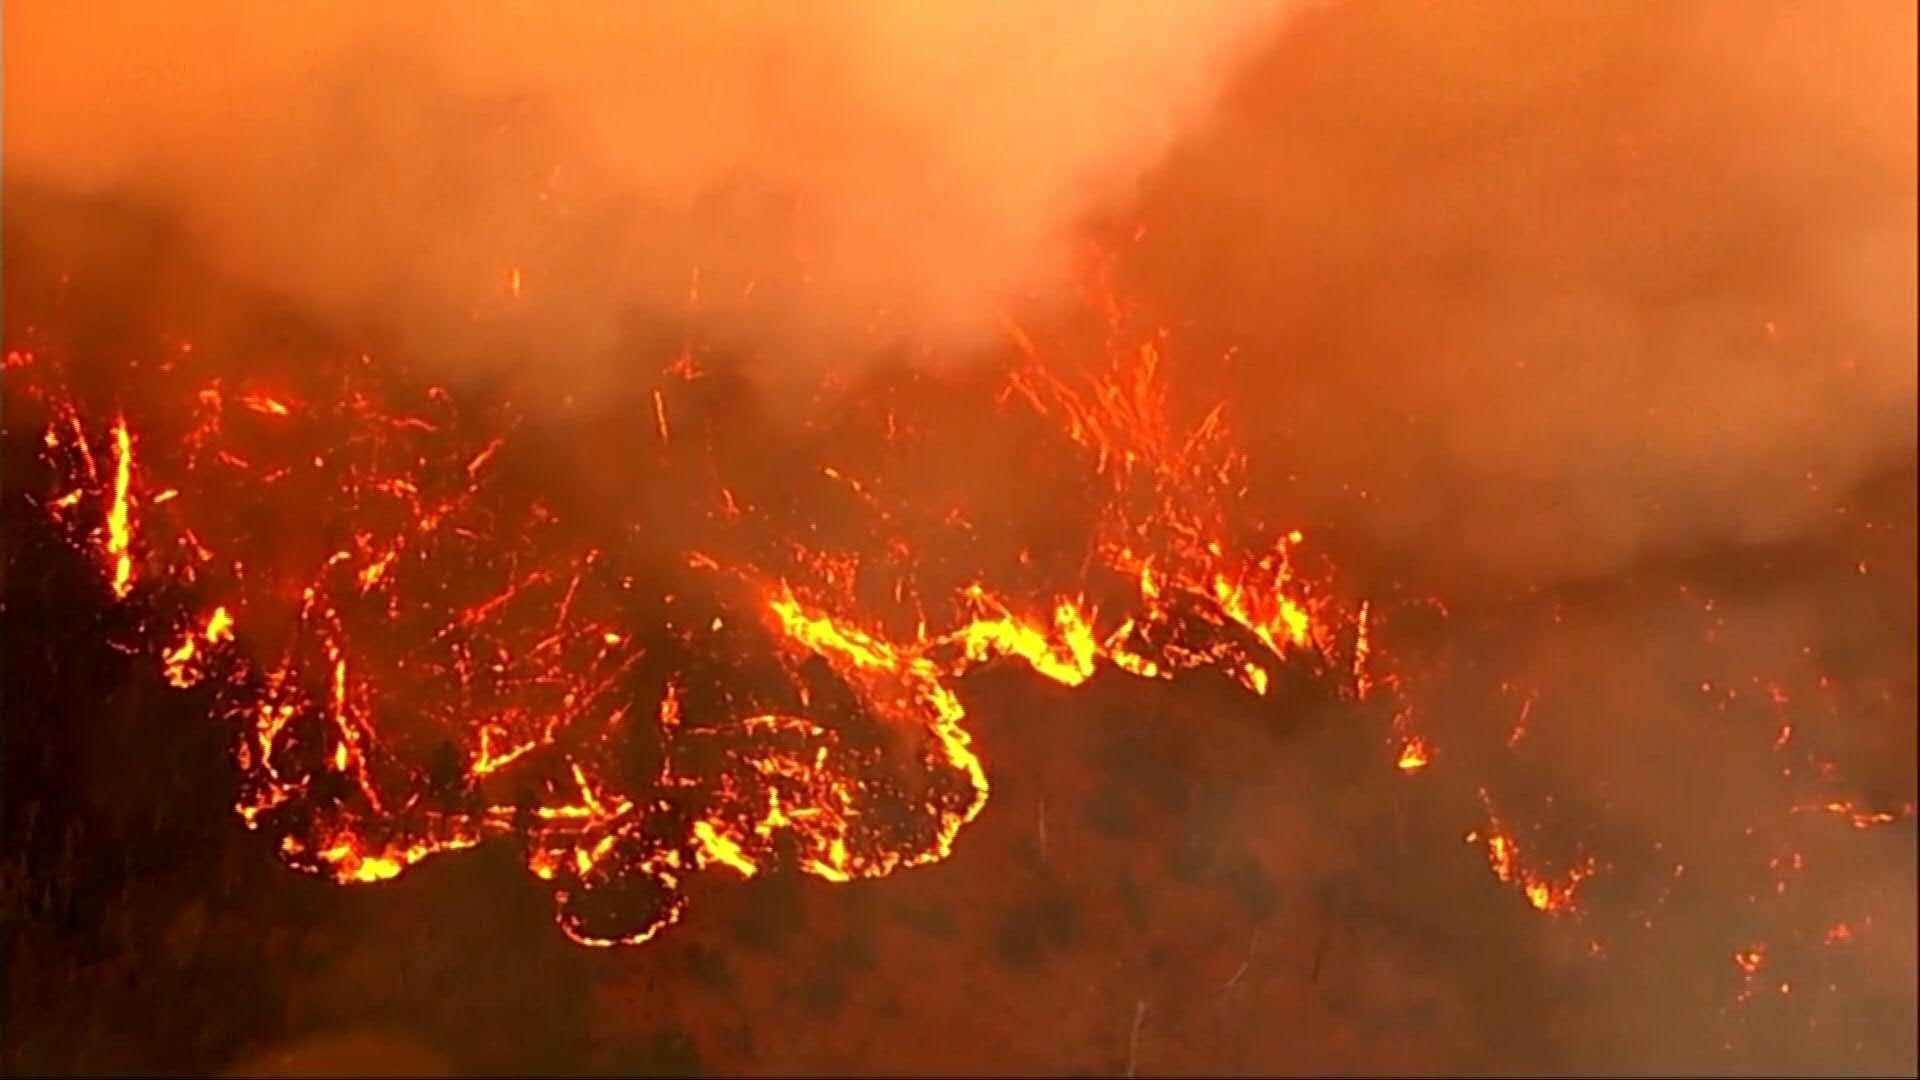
1123,0 -> 1916,583
1098,5 -> 1915,1070
8,0 -> 1290,385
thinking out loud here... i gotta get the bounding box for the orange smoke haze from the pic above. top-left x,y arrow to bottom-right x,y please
6,0 -> 1291,379
10,2 -> 1911,583
1122,1 -> 1917,581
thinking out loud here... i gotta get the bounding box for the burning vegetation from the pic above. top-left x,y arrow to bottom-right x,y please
3,1 -> 1914,1075
9,273 -> 1401,947
7,232 -> 1910,1066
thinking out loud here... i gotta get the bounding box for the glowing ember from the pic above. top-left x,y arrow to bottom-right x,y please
161,606 -> 237,688
1793,799 -> 1915,830
1467,789 -> 1596,916
1395,737 -> 1430,773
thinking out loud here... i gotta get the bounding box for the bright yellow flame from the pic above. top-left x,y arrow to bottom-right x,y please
105,416 -> 135,597
692,820 -> 759,878
1395,737 -> 1430,773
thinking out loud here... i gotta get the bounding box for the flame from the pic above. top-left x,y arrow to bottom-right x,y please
1395,737 -> 1430,773
691,819 -> 758,878
161,606 -> 237,688
105,415 -> 136,597
1469,789 -> 1595,916
240,393 -> 294,417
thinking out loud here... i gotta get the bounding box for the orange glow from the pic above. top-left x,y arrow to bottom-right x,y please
14,284 -> 1903,981
240,393 -> 294,416
160,606 -> 237,687
1469,789 -> 1595,916
1794,798 -> 1914,829
692,820 -> 759,878
14,304 -> 1397,948
652,388 -> 671,446
1395,737 -> 1430,773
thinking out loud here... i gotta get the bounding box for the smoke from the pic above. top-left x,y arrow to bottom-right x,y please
8,2 -> 1910,574
1123,0 -> 1916,583
6,0 -> 1292,389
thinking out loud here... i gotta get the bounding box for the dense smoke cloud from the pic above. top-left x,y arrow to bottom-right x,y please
1124,0 -> 1917,582
1104,5 -> 1915,1070
7,0 -> 1291,385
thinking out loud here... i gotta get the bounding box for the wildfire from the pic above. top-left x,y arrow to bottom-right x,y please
14,313 -> 1401,948
11,285 -> 1902,976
